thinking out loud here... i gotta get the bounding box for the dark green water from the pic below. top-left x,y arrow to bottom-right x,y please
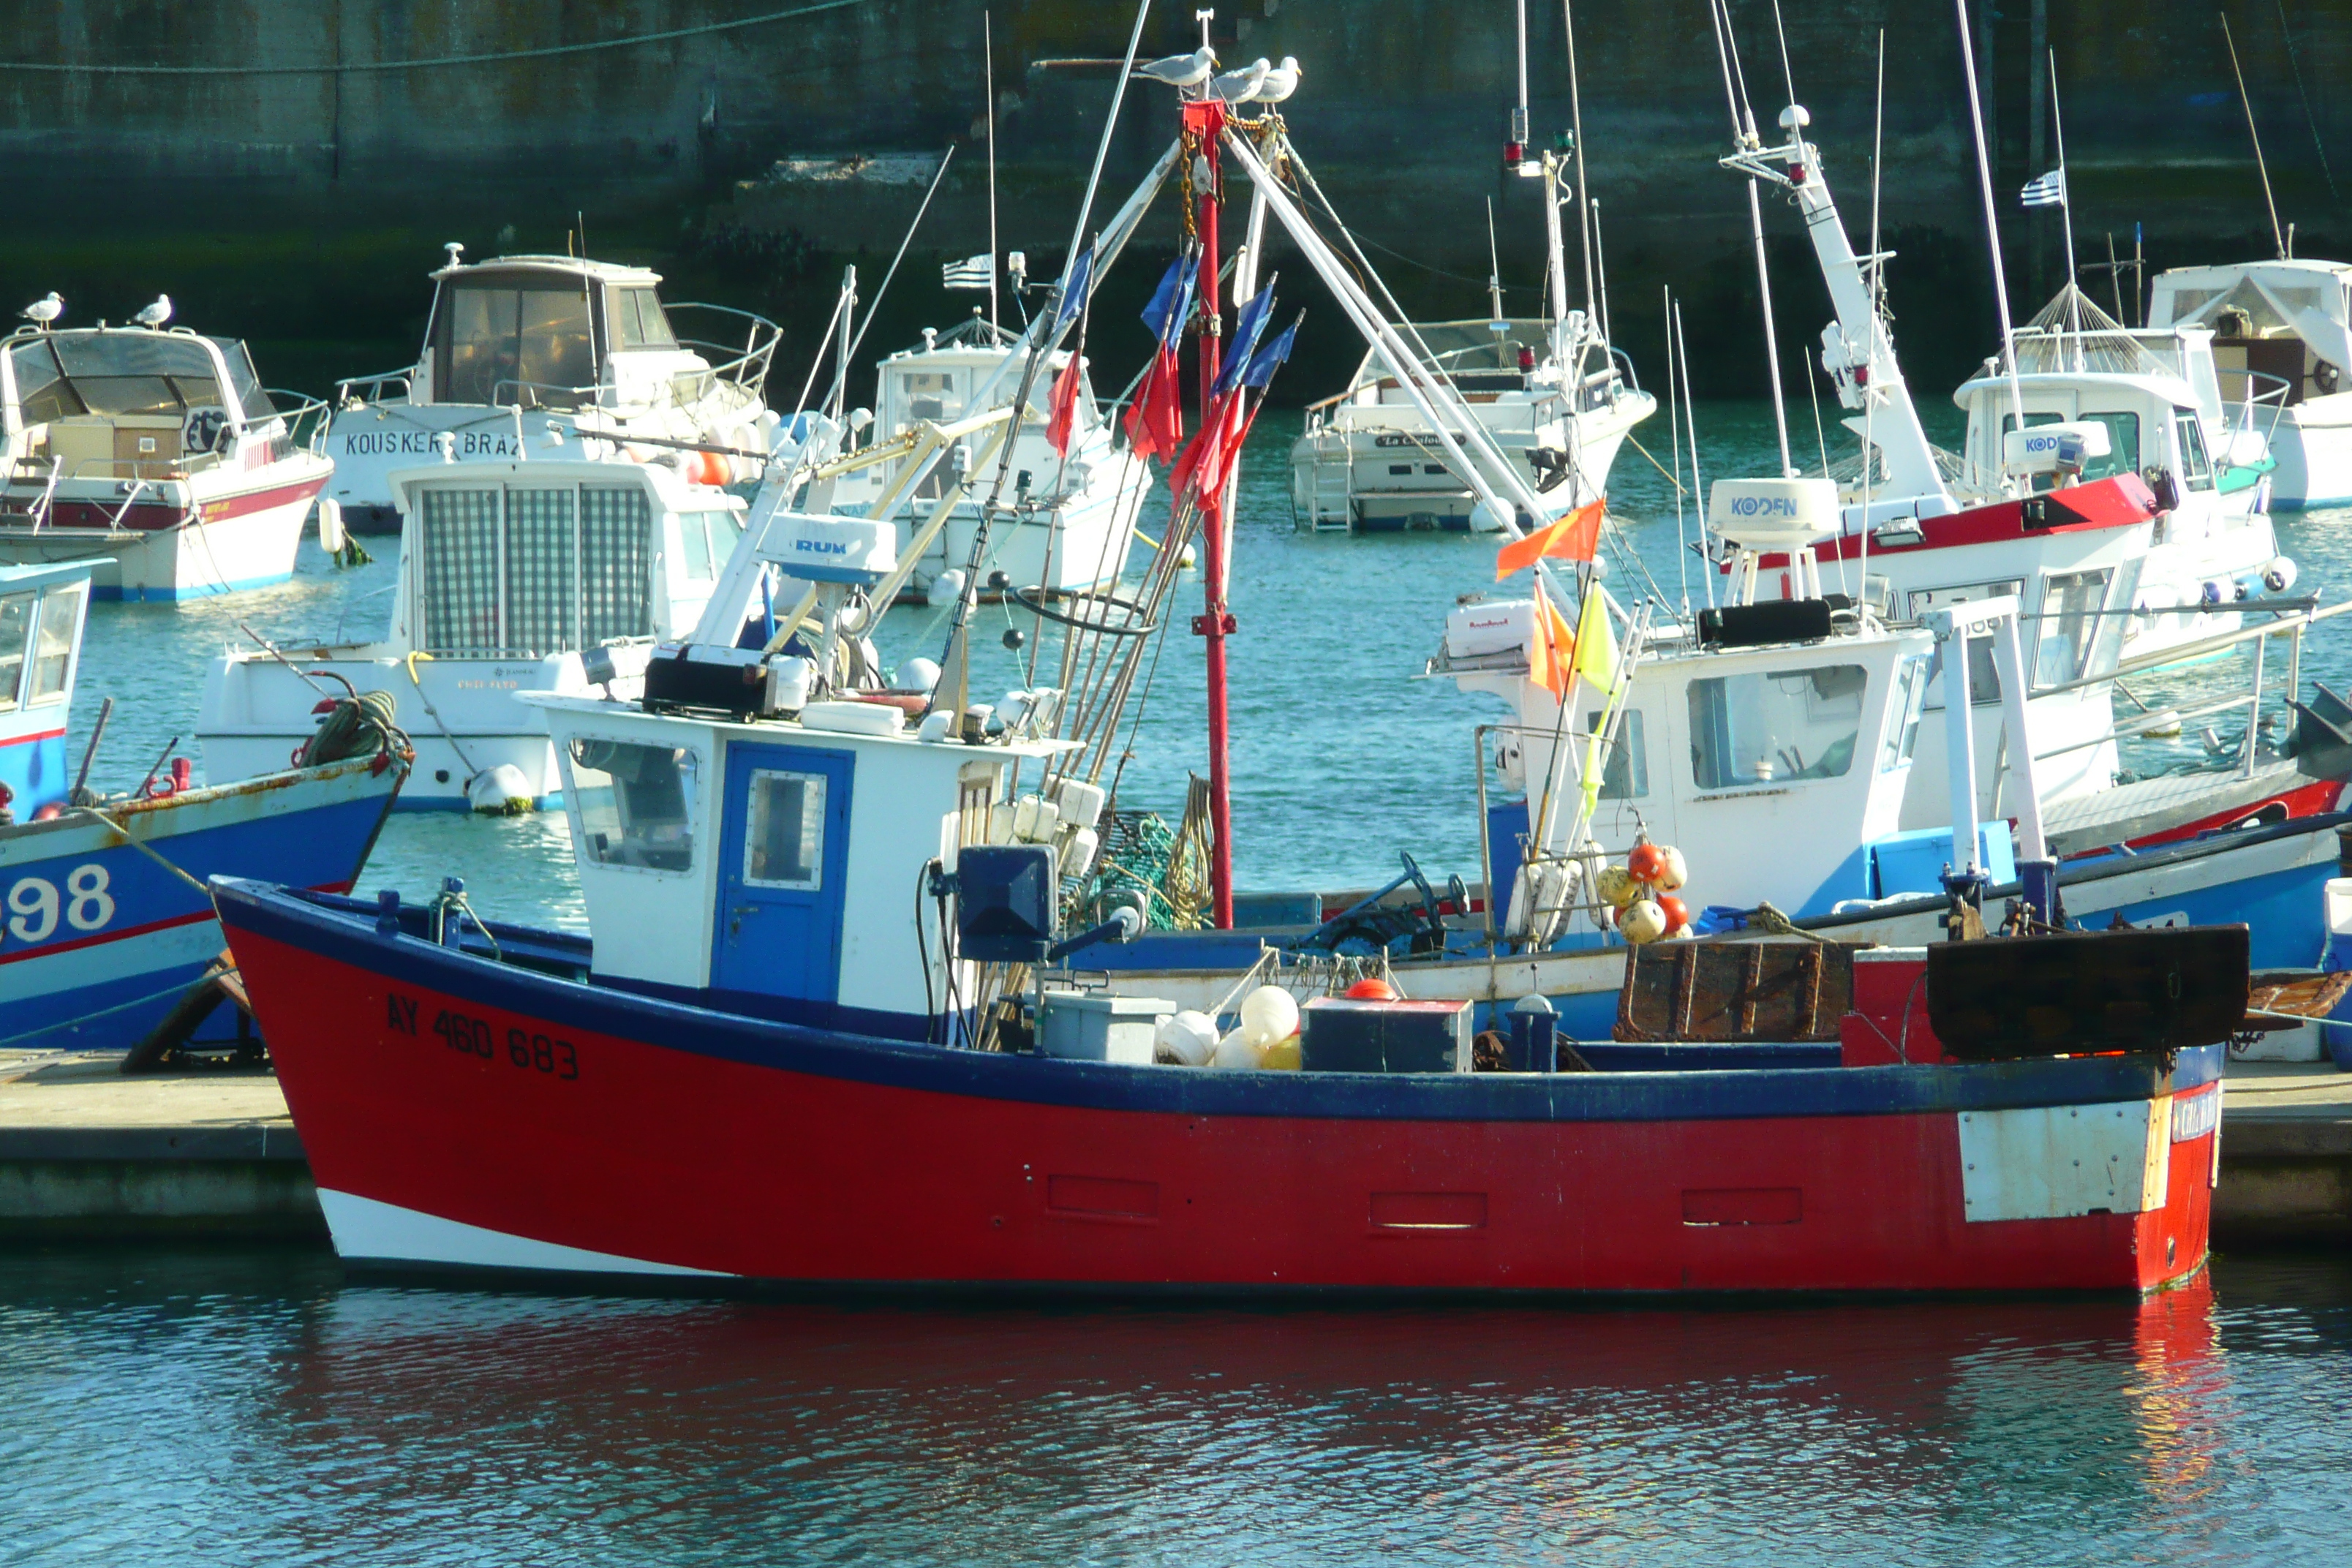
1,1248 -> 2348,1565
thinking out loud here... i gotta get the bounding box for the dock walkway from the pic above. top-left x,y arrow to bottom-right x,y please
1,1049 -> 2346,1245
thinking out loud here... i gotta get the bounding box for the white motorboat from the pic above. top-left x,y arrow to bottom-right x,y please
1290,317 -> 1653,532
0,323 -> 331,600
2147,259 -> 2352,509
323,248 -> 780,535
823,315 -> 1150,600
199,456 -> 746,810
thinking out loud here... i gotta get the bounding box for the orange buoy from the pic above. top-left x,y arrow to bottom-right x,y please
1344,978 -> 1398,1001
1657,894 -> 1690,935
1627,842 -> 1667,883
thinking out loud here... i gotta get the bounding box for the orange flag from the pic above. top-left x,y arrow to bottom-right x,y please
1495,497 -> 1605,580
1527,582 -> 1578,698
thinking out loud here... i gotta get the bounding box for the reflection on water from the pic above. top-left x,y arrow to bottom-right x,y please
1,1251 -> 2347,1566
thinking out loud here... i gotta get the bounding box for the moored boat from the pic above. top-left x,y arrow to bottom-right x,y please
0,321 -> 332,600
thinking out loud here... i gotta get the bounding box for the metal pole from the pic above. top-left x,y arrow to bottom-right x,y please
1196,113 -> 1235,930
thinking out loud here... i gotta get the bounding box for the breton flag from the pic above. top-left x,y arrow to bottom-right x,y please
2020,169 -> 2068,210
942,253 -> 995,291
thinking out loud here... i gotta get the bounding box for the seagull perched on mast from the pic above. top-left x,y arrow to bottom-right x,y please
1210,57 -> 1271,105
1255,56 -> 1302,106
1135,46 -> 1215,94
132,294 -> 173,329
18,292 -> 63,329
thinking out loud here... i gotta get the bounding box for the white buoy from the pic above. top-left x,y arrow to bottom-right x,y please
1210,1028 -> 1262,1070
1239,985 -> 1300,1049
1621,899 -> 1667,944
901,656 -> 942,693
467,764 -> 535,815
1158,1010 -> 1218,1066
316,497 -> 346,555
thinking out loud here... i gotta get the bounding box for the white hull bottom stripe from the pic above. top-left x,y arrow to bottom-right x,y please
318,1189 -> 727,1276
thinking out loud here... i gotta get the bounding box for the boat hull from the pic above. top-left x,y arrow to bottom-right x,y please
0,464 -> 326,600
1,756 -> 403,1050
218,879 -> 2217,1296
2259,393 -> 2352,509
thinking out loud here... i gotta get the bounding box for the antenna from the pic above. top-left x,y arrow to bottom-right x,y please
2048,50 -> 2081,363
2220,10 -> 2287,260
1859,29 -> 1885,610
1666,286 -> 1688,616
1953,0 -> 2025,453
1509,0 -> 1531,161
1563,0 -> 1597,325
984,11 -> 1000,330
1676,296 -> 1713,610
1487,197 -> 1506,324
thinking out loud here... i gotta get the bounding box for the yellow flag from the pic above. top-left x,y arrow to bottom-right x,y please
1571,583 -> 1618,689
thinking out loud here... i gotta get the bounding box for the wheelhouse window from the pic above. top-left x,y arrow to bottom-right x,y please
1999,410 -> 2142,486
1910,583 -> 2015,709
1877,655 -> 1931,772
612,288 -> 677,350
894,369 -> 960,430
742,769 -> 827,889
2175,410 -> 2215,491
565,739 -> 698,872
2035,569 -> 2112,687
17,333 -> 225,418
1583,707 -> 1649,800
0,592 -> 31,709
437,279 -> 598,409
28,583 -> 82,703
1688,665 -> 1866,789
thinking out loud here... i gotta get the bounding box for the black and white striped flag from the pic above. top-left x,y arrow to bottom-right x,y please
941,254 -> 995,291
2020,169 -> 2068,209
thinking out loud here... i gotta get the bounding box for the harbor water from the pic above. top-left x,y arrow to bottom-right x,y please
1,1248 -> 2349,1564
15,404 -> 2352,1564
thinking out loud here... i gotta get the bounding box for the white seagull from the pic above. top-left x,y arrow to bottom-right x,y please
1256,56 -> 1302,105
1210,58 -> 1271,105
1136,46 -> 1215,91
132,294 -> 173,329
18,292 -> 63,328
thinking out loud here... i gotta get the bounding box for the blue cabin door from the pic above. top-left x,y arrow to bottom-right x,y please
712,743 -> 854,1004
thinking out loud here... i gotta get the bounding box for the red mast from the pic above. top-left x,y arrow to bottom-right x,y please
1183,97 -> 1235,929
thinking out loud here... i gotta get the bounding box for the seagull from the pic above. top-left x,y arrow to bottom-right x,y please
132,294 -> 172,329
1136,46 -> 1215,91
1256,56 -> 1302,105
18,292 -> 63,328
1210,57 -> 1271,105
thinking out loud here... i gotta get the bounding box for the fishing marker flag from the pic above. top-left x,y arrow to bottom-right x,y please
1046,348 -> 1085,457
1052,245 -> 1095,335
2021,169 -> 2068,209
1237,317 -> 1300,388
1211,283 -> 1279,399
1526,580 -> 1578,699
1140,252 -> 1200,347
1495,497 -> 1605,579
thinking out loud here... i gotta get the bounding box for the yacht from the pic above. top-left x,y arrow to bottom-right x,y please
324,248 -> 780,534
199,454 -> 746,810
0,323 -> 331,599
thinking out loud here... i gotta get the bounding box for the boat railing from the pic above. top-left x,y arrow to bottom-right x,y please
335,369 -> 415,407
664,302 -> 785,394
265,391 -> 334,457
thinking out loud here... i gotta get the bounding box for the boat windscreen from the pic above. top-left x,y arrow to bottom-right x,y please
18,333 -> 225,418
613,288 -> 678,350
440,281 -> 598,408
210,339 -> 279,421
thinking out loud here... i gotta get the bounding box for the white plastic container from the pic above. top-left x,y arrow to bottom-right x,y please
1038,992 -> 1173,1066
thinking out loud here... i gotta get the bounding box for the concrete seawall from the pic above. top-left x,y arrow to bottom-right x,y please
4,1 -> 2347,398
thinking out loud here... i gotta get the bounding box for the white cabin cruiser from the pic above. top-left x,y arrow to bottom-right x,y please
1291,317 -> 1652,532
0,324 -> 331,600
1717,105 -> 2287,672
2148,259 -> 2352,509
324,249 -> 780,535
824,316 -> 1149,600
199,457 -> 745,810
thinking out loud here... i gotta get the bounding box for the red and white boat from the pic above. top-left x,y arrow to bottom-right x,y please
0,321 -> 331,599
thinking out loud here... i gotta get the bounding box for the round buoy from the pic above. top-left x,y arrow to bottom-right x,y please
1239,986 -> 1300,1048
1654,845 -> 1689,892
1620,898 -> 1667,945
1158,1010 -> 1218,1066
1627,842 -> 1667,884
1657,894 -> 1690,935
1594,864 -> 1640,908
1345,978 -> 1397,1001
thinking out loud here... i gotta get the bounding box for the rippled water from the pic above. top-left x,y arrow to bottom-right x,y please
64,402 -> 2352,930
0,1248 -> 2348,1566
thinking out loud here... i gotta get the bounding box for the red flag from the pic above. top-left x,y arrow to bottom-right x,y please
1168,388 -> 1237,500
1122,347 -> 1185,463
1046,350 -> 1084,457
1526,581 -> 1577,699
1201,395 -> 1259,500
1494,497 -> 1605,579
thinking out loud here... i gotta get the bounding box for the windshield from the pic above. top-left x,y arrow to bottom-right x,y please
612,288 -> 677,350
10,333 -> 227,419
435,279 -> 599,408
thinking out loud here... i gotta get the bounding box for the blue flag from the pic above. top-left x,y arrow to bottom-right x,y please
1237,317 -> 1299,388
1211,285 -> 1278,398
1053,246 -> 1094,334
1140,253 -> 1199,348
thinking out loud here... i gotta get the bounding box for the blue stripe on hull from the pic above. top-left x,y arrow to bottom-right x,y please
7,956 -> 225,1049
215,878 -> 2223,1127
2,791 -> 393,1050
